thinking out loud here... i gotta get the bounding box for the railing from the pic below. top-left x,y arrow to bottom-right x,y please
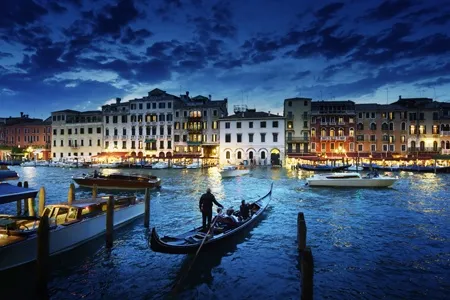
320,122 -> 328,125
440,131 -> 450,136
442,149 -> 450,154
408,147 -> 441,152
329,121 -> 336,125
286,136 -> 309,142
320,136 -> 347,141
338,121 -> 345,125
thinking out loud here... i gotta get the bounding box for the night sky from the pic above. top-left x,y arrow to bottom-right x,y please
1,0 -> 449,118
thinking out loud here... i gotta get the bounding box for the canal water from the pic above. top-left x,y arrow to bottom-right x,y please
1,166 -> 449,299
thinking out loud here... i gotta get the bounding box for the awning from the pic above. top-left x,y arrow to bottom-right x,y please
92,152 -> 129,158
0,183 -> 39,204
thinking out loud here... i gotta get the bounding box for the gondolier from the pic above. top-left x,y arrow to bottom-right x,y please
199,188 -> 223,231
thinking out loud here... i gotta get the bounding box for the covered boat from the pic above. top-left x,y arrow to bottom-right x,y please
72,172 -> 161,190
306,172 -> 398,188
150,183 -> 273,254
0,165 -> 19,181
0,195 -> 144,271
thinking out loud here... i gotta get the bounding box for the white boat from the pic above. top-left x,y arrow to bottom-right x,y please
306,172 -> 398,188
171,163 -> 186,169
220,165 -> 250,178
152,161 -> 169,169
0,195 -> 145,271
186,161 -> 201,169
347,165 -> 363,171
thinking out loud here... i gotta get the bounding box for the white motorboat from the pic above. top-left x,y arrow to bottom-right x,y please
152,161 -> 169,169
186,161 -> 201,169
0,195 -> 145,271
347,165 -> 363,171
306,172 -> 398,188
171,163 -> 186,169
219,165 -> 250,178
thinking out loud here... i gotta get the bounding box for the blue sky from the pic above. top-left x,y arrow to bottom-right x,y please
1,0 -> 450,119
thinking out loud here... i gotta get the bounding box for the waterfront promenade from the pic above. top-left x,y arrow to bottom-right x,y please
1,166 -> 449,299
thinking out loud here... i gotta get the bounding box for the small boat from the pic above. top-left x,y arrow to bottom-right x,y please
219,165 -> 250,178
171,163 -> 186,169
0,165 -> 19,181
150,183 -> 273,254
72,172 -> 161,190
347,165 -> 363,171
186,161 -> 201,169
306,172 -> 398,188
152,161 -> 169,169
0,194 -> 145,271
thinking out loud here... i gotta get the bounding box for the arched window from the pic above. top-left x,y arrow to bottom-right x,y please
321,128 -> 326,136
420,141 -> 425,150
261,151 -> 266,159
349,127 -> 354,137
122,128 -> 126,135
411,141 -> 416,149
401,122 -> 406,131
370,123 -> 376,130
389,122 -> 394,131
138,126 -> 143,135
338,128 -> 344,136
114,128 -> 118,136
105,128 -> 109,136
226,151 -> 230,159
131,126 -> 136,136
446,141 -> 450,149
433,141 -> 438,151
237,151 -> 242,159
357,123 -> 364,130
382,123 -> 388,130
330,128 -> 335,137
249,151 -> 254,159
311,128 -> 316,137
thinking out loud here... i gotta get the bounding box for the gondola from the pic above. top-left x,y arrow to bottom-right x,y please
150,183 -> 273,254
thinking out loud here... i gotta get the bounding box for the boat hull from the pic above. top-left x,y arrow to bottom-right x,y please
220,169 -> 250,178
307,178 -> 397,187
0,202 -> 145,271
73,178 -> 160,190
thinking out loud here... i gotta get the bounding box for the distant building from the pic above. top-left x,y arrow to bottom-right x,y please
51,110 -> 103,162
0,112 -> 52,160
219,106 -> 285,166
284,97 -> 312,157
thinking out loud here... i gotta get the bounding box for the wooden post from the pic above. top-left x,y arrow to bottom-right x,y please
68,183 -> 75,205
36,215 -> 49,299
105,195 -> 114,248
16,182 -> 23,215
301,247 -> 314,300
23,181 -> 29,215
92,184 -> 98,200
297,212 -> 307,251
38,187 -> 46,216
28,197 -> 36,217
144,188 -> 151,228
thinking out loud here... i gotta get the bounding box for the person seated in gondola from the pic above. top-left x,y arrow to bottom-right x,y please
239,200 -> 250,221
213,207 -> 238,228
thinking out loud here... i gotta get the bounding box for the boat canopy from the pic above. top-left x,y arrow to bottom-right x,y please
0,183 -> 39,205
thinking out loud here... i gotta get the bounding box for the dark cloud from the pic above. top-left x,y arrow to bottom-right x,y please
92,0 -> 140,38
291,70 -> 311,81
47,1 -> 68,14
0,52 -> 13,59
146,40 -> 179,59
315,2 -> 345,20
120,27 -> 152,45
0,0 -> 48,29
364,0 -> 415,21
192,1 -> 236,39
416,77 -> 450,88
156,0 -> 182,18
425,12 -> 450,25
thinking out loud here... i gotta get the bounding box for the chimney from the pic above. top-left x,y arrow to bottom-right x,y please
399,95 -> 402,100
116,97 -> 121,104
20,112 -> 24,118
208,94 -> 211,100
186,91 -> 189,97
268,111 -> 271,115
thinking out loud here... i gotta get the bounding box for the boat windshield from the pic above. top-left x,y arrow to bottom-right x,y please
325,175 -> 361,179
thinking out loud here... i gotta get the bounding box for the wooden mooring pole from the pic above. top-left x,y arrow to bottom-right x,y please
16,182 -> 22,215
36,215 -> 49,299
105,195 -> 114,248
23,181 -> 29,215
144,188 -> 150,228
92,184 -> 98,200
298,212 -> 313,300
68,183 -> 75,205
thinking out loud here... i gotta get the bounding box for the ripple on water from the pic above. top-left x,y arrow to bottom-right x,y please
1,167 -> 449,299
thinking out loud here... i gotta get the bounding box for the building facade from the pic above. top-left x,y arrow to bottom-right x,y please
219,107 -> 285,166
51,110 -> 103,162
284,97 -> 312,157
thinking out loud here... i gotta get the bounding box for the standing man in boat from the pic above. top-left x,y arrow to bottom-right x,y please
199,188 -> 224,232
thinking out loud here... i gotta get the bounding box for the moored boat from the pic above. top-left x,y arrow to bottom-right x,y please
0,165 -> 19,181
150,183 -> 273,254
219,165 -> 250,178
306,172 -> 398,188
0,195 -> 144,271
72,172 -> 161,190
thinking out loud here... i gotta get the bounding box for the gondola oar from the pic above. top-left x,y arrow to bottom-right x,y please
171,215 -> 220,295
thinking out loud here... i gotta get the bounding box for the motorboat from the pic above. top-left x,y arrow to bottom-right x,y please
150,183 -> 273,254
152,161 -> 169,169
0,165 -> 19,181
219,165 -> 250,178
347,165 -> 363,171
306,172 -> 398,188
0,194 -> 145,271
171,163 -> 186,169
72,172 -> 161,190
186,161 -> 201,169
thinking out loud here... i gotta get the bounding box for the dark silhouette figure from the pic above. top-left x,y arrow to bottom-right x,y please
240,200 -> 250,220
93,169 -> 99,178
199,188 -> 223,231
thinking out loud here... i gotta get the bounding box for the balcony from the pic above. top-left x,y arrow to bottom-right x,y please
188,116 -> 202,122
329,121 -> 336,125
70,145 -> 79,149
440,131 -> 450,137
286,136 -> 309,142
320,136 -> 347,141
442,149 -> 450,155
320,122 -> 328,125
338,121 -> 345,125
187,141 -> 202,146
113,135 -> 119,139
408,147 -> 441,153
